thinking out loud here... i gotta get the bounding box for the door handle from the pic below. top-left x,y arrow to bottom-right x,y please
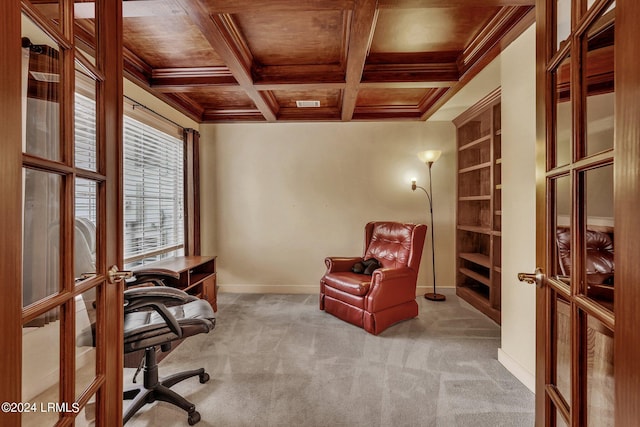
518,267 -> 544,288
108,265 -> 133,284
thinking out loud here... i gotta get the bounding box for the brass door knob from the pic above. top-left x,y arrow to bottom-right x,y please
108,265 -> 133,284
518,267 -> 544,288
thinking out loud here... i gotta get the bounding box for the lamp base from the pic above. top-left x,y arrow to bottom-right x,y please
424,292 -> 446,302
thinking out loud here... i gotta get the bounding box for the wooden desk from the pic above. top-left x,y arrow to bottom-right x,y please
124,256 -> 217,368
133,255 -> 217,311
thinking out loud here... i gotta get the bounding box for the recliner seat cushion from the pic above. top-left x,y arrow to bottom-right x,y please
322,272 -> 371,296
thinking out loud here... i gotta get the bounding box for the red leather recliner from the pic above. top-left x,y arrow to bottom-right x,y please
319,221 -> 427,335
556,227 -> 614,300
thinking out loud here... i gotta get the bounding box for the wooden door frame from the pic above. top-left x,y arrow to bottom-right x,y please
534,0 -> 549,420
0,0 -> 25,424
0,1 -> 124,425
614,0 -> 640,424
99,0 -> 125,425
536,0 -> 640,425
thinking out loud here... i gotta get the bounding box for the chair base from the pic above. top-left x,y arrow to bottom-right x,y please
123,347 -> 209,425
424,292 -> 446,301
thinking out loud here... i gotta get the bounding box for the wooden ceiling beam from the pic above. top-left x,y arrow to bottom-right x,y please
458,6 -> 534,75
362,51 -> 460,84
362,63 -> 459,84
176,0 -> 279,121
123,47 -> 153,82
417,87 -> 449,112
202,109 -> 267,122
253,64 -> 346,91
359,81 -> 454,88
352,105 -> 423,120
421,6 -> 534,120
377,0 -> 535,7
150,66 -> 238,89
202,0 -> 355,13
341,0 -> 378,121
255,82 -> 346,91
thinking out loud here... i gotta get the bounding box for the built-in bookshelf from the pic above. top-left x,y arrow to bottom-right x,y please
454,88 -> 502,324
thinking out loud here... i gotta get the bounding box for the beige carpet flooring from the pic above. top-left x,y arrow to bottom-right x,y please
125,289 -> 534,427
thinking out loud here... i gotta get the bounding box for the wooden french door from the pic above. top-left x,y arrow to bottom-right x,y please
533,0 -> 640,425
0,1 -> 124,426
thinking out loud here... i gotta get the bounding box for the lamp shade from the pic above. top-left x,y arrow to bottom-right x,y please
417,150 -> 442,164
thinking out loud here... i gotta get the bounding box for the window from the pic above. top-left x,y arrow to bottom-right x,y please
74,96 -> 187,268
123,113 -> 184,267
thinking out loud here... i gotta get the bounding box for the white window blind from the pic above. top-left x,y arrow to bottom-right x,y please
123,114 -> 184,267
74,94 -> 185,268
75,92 -> 98,223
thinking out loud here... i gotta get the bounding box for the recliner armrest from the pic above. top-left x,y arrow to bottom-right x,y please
324,256 -> 363,273
371,267 -> 415,282
366,267 -> 418,312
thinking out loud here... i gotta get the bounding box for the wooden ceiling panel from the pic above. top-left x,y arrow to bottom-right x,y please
182,88 -> 256,109
233,10 -> 348,66
116,0 -> 534,122
370,7 -> 501,53
271,89 -> 342,108
356,88 -> 431,107
123,15 -> 225,68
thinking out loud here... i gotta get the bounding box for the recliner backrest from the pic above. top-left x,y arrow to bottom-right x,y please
363,222 -> 426,271
556,227 -> 614,283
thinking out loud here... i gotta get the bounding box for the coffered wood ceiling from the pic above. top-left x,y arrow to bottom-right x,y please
53,0 -> 535,123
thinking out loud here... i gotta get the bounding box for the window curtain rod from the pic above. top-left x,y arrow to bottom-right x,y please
124,95 -> 186,131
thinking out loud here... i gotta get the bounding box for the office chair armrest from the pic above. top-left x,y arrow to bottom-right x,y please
124,287 -> 195,338
124,286 -> 197,306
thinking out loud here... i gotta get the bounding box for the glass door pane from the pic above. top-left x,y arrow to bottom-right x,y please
22,169 -> 62,307
22,306 -> 61,427
585,314 -> 614,426
583,165 -> 614,310
22,16 -> 63,162
553,174 -> 571,285
554,54 -> 572,168
75,63 -> 98,172
555,294 -> 571,405
584,4 -> 614,157
557,0 -> 572,50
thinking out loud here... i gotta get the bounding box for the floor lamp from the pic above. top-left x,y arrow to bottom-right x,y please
412,150 -> 446,301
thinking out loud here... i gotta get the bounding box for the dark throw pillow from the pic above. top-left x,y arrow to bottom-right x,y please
363,258 -> 380,275
352,261 -> 365,274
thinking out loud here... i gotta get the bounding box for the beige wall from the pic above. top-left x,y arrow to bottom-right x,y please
499,24 -> 537,391
199,121 -> 456,294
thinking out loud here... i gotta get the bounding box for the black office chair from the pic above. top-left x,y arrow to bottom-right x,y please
123,271 -> 216,425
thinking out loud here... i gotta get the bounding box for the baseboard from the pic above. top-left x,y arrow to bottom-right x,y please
219,284 -> 455,295
498,348 -> 535,393
416,285 -> 455,295
219,284 -> 319,294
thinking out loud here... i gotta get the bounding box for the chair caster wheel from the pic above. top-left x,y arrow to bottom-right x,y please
188,410 -> 201,425
199,372 -> 210,384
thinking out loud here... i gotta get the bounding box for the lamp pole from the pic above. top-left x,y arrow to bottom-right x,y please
412,151 -> 446,301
